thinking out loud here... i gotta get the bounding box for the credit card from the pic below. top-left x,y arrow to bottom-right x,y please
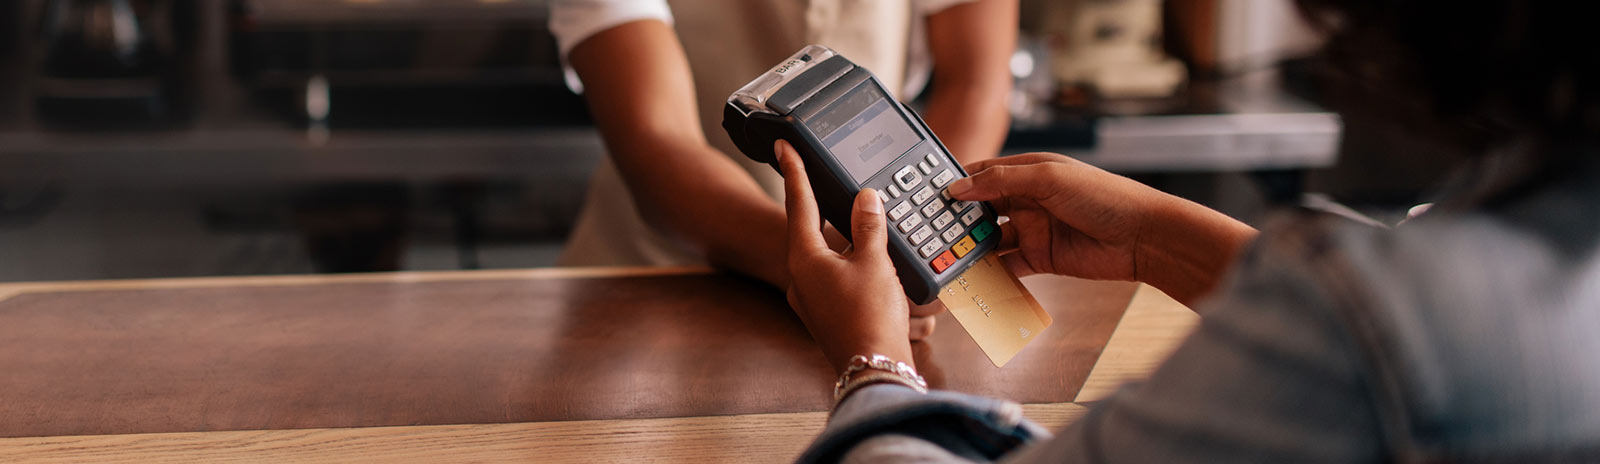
938,253 -> 1052,367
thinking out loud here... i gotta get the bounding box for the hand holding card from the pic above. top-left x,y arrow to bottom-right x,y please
939,252 -> 1052,367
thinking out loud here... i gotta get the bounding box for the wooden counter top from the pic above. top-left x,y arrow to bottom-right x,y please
0,267 -> 1198,462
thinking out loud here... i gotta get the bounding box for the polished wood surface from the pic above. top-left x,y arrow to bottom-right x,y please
0,404 -> 1094,464
0,288 -> 1197,463
0,271 -> 1198,463
0,268 -> 1136,439
1075,285 -> 1199,402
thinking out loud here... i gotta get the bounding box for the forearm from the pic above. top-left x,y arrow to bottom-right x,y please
670,187 -> 790,288
921,81 -> 1011,166
1135,196 -> 1258,307
922,0 -> 1017,166
665,181 -> 790,288
568,20 -> 797,288
609,142 -> 792,287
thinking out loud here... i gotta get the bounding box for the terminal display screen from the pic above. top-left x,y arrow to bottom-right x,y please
812,83 -> 922,182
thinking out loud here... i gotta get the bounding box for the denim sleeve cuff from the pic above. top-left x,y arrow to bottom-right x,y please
796,384 -> 1051,464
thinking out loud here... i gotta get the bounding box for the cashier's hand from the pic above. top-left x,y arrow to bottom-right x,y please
776,140 -> 916,374
947,153 -> 1258,306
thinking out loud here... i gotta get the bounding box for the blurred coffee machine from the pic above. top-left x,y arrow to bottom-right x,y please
1039,0 -> 1187,101
34,0 -> 193,127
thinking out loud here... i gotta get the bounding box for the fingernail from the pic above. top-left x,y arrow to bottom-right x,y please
860,189 -> 884,214
947,178 -> 972,196
773,140 -> 787,162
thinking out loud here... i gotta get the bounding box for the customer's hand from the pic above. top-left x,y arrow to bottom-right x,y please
947,153 -> 1258,306
776,140 -> 915,374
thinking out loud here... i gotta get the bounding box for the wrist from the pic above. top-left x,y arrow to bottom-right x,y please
832,354 -> 928,407
1135,196 -> 1258,306
826,338 -> 914,377
703,206 -> 793,289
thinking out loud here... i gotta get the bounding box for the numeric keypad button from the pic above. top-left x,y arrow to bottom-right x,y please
940,225 -> 964,243
897,213 -> 924,233
918,237 -> 945,258
960,208 -> 983,226
888,201 -> 913,221
931,169 -> 956,188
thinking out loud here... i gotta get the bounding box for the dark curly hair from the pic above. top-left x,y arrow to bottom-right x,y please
1295,1 -> 1599,155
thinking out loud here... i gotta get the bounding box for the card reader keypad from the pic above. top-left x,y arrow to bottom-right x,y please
878,148 -> 999,275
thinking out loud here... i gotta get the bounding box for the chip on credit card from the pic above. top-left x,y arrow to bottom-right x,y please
938,252 -> 1053,367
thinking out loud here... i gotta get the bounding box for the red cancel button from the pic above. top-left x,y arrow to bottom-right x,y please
930,250 -> 957,273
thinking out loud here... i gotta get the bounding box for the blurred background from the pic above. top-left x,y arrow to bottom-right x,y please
0,0 -> 1449,282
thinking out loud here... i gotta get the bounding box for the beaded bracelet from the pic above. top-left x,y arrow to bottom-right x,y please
832,354 -> 928,404
833,371 -> 926,408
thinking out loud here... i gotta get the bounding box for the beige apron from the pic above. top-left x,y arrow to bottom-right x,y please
558,0 -> 914,267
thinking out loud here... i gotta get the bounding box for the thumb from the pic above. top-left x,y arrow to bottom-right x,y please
848,189 -> 889,261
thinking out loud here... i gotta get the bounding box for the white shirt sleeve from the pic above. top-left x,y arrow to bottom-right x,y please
913,0 -> 978,15
548,0 -> 674,93
549,0 -> 674,59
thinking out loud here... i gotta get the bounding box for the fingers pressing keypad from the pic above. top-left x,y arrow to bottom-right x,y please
878,150 -> 999,275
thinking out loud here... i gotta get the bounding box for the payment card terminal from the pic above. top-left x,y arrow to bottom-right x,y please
722,45 -> 1002,305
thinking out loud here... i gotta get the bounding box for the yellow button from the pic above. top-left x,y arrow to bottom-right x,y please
951,236 -> 976,258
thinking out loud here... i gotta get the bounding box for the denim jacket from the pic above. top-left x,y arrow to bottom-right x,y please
799,157 -> 1600,463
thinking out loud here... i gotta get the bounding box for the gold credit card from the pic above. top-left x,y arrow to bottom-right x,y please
939,253 -> 1052,367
